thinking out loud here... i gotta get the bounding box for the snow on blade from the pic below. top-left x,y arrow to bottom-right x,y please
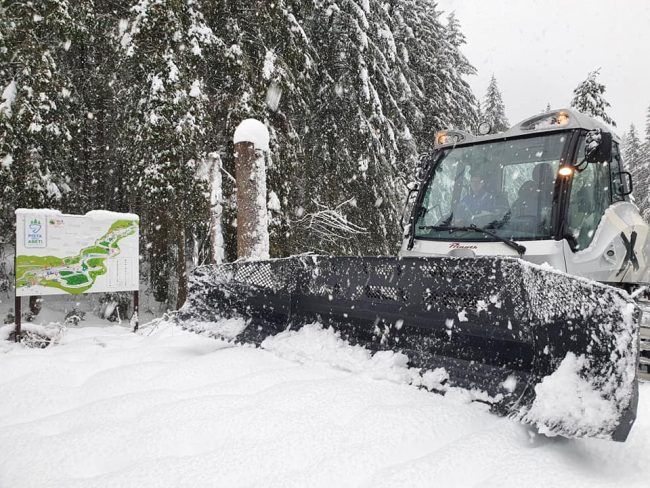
183,319 -> 451,392
186,317 -> 505,403
261,323 -> 427,386
521,352 -> 620,439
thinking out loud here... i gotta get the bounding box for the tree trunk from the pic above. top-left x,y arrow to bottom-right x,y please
176,224 -> 187,309
209,153 -> 224,264
150,211 -> 169,303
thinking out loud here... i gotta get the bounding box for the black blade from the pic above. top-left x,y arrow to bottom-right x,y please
177,255 -> 640,441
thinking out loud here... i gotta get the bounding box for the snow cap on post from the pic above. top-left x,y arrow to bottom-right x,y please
233,119 -> 270,151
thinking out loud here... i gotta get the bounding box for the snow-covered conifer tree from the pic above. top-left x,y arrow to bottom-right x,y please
570,68 -> 616,127
0,0 -> 79,236
442,12 -> 479,132
641,106 -> 650,219
622,125 -> 648,215
390,3 -> 478,152
645,105 -> 650,154
300,0 -> 410,255
59,2 -> 132,215
119,0 -> 214,308
623,125 -> 643,171
474,101 -> 483,133
482,75 -> 509,134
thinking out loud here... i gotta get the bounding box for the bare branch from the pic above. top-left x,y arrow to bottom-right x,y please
296,199 -> 368,243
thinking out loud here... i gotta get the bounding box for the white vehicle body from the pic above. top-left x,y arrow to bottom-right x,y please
402,201 -> 650,286
400,108 -> 650,288
400,108 -> 650,376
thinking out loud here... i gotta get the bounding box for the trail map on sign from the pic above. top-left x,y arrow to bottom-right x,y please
15,211 -> 139,296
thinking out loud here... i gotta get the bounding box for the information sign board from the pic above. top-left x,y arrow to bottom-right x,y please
15,209 -> 139,297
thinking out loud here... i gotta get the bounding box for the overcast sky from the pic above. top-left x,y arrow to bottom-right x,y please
436,0 -> 650,135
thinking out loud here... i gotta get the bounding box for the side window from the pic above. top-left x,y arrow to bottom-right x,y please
610,143 -> 626,202
566,137 -> 610,250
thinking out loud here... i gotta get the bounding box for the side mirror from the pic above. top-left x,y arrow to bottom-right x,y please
618,171 -> 633,196
400,184 -> 419,231
585,129 -> 613,164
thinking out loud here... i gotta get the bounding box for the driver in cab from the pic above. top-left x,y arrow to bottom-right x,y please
454,170 -> 509,226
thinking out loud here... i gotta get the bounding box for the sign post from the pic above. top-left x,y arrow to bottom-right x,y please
14,209 -> 140,340
14,295 -> 21,342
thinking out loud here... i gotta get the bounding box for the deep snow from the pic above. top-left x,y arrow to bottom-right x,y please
1,321 -> 649,488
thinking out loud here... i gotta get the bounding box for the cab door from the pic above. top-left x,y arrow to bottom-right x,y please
564,139 -> 650,284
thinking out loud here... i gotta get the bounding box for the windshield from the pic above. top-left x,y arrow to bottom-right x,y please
415,132 -> 568,241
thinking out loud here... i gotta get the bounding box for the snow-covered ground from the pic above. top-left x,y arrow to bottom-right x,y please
1,319 -> 649,488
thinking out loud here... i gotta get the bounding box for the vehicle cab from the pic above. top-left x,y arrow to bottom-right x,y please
401,109 -> 650,287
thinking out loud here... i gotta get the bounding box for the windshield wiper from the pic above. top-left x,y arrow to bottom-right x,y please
418,224 -> 526,256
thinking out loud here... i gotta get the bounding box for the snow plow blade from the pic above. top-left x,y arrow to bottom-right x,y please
177,255 -> 640,441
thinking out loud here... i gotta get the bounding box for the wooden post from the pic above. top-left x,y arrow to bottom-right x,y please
14,245 -> 20,341
235,141 -> 261,259
14,295 -> 21,342
233,119 -> 270,261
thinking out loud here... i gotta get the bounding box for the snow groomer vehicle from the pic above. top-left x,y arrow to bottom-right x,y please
179,109 -> 648,442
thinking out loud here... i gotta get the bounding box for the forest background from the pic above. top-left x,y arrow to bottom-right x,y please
2,0 -> 649,311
